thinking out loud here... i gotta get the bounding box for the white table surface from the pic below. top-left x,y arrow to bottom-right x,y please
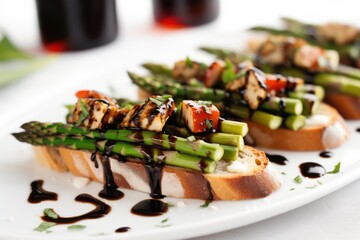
0,0 -> 359,239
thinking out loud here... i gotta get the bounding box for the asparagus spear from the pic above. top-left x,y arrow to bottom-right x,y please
285,115 -> 306,131
142,63 -> 173,77
220,144 -> 239,161
163,124 -> 243,152
219,119 -> 248,136
313,74 -> 360,97
288,92 -> 319,116
129,72 -> 305,115
12,132 -> 217,173
128,72 -> 226,102
21,121 -> 224,162
227,105 -> 283,130
296,84 -> 325,101
260,97 -> 303,115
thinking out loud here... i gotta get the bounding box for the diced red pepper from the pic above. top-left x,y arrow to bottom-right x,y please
181,100 -> 220,133
265,75 -> 304,93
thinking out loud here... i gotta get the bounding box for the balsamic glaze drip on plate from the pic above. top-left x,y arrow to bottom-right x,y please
131,199 -> 168,216
141,145 -> 166,199
299,162 -> 326,179
42,194 -> 111,224
356,127 -> 360,133
319,150 -> 333,158
115,227 -> 131,233
265,153 -> 289,165
96,141 -> 124,200
28,180 -> 58,203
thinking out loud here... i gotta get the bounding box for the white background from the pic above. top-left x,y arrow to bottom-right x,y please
0,0 -> 359,239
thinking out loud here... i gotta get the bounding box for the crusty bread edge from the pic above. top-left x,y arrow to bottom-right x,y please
324,92 -> 360,120
244,103 -> 350,151
32,145 -> 282,201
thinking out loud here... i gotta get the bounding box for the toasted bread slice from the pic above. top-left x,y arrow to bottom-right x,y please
245,103 -> 350,151
324,92 -> 360,120
32,146 -> 282,200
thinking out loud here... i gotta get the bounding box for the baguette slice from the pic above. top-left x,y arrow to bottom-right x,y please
245,103 -> 350,151
324,92 -> 360,120
33,145 -> 282,200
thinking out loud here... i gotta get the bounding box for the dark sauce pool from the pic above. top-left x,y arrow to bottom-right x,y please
299,162 -> 326,179
131,199 -> 168,217
265,153 -> 289,165
28,180 -> 58,203
42,194 -> 111,224
319,150 -> 333,158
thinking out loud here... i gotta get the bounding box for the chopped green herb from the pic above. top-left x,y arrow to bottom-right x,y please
317,180 -> 323,185
185,57 -> 193,68
290,188 -> 295,191
294,175 -> 303,184
200,200 -> 211,208
281,172 -> 286,175
221,59 -> 236,84
197,100 -> 212,114
187,136 -> 196,142
68,225 -> 86,231
161,218 -> 168,223
34,222 -> 56,232
327,162 -> 341,174
64,104 -> 75,113
46,230 -> 53,234
205,119 -> 213,130
76,99 -> 89,126
166,202 -> 175,208
199,62 -> 208,70
306,185 -> 317,189
89,232 -> 106,236
43,208 -> 58,219
156,224 -> 172,228
149,95 -> 172,106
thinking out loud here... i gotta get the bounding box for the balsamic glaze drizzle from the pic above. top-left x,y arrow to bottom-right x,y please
42,194 -> 111,224
299,162 -> 326,179
265,153 -> 289,165
141,145 -> 166,199
28,180 -> 58,203
94,140 -> 124,200
90,150 -> 99,168
356,127 -> 360,133
319,150 -> 333,158
131,199 -> 168,216
115,227 -> 131,233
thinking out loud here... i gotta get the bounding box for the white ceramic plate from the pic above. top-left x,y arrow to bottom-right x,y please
0,75 -> 360,240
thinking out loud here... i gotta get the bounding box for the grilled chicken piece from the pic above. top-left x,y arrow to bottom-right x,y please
71,98 -> 128,129
122,96 -> 175,132
294,45 -> 339,71
181,100 -> 220,133
317,23 -> 359,45
172,59 -> 207,84
250,35 -> 339,71
250,36 -> 306,66
226,68 -> 267,110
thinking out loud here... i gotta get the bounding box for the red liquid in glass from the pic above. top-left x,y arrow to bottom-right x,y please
36,0 -> 118,52
152,0 -> 219,28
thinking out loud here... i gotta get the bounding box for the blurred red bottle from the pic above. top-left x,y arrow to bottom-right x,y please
152,0 -> 219,28
36,0 -> 118,52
